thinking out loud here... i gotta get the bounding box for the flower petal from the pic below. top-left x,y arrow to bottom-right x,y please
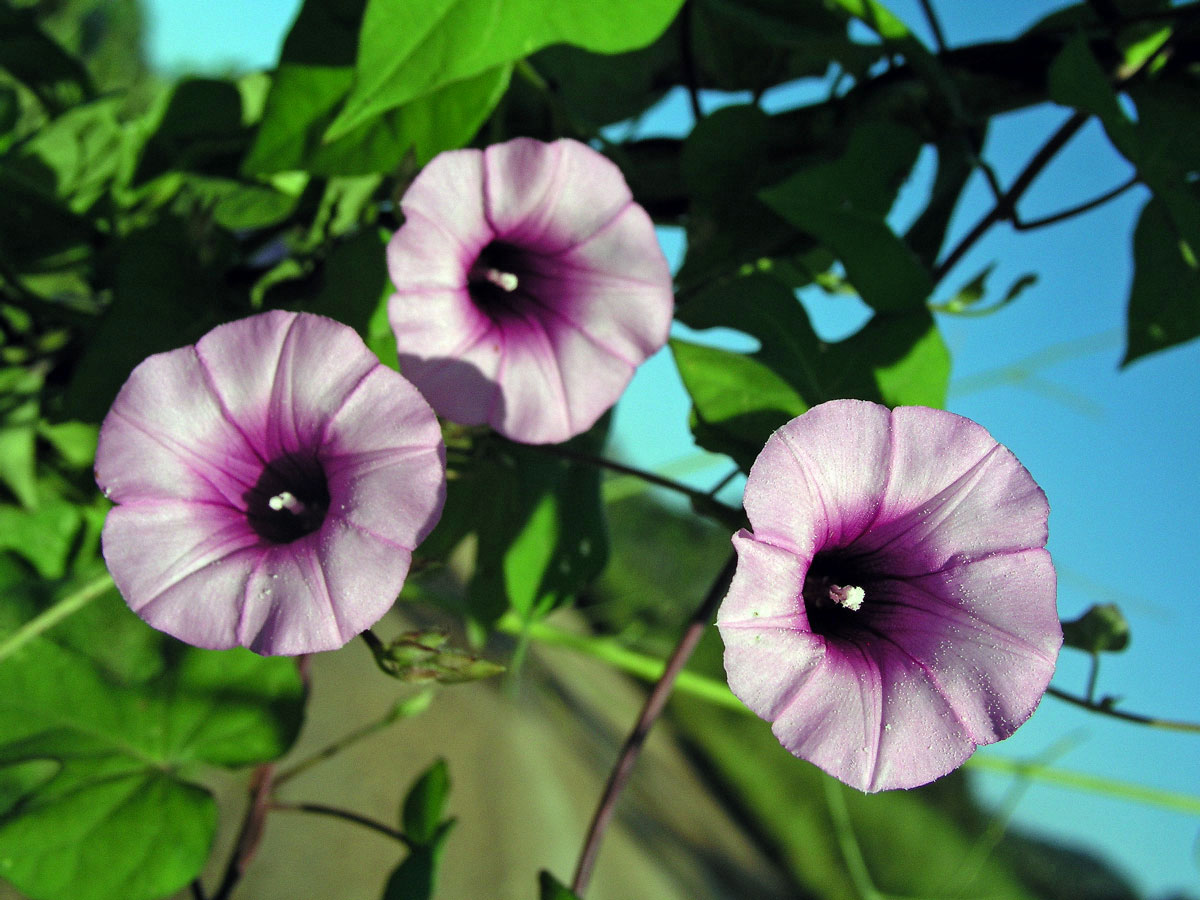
744,399 -> 891,557
321,365 -> 447,549
718,532 -> 824,720
483,138 -> 634,253
102,501 -> 260,649
192,311 -> 377,462
853,406 -> 1050,574
95,347 -> 263,508
770,642 -> 886,792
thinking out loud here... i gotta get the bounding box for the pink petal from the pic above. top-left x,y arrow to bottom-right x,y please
743,400 -> 892,557
483,138 -> 634,253
95,347 -> 263,507
853,406 -> 1050,574
717,532 -> 824,720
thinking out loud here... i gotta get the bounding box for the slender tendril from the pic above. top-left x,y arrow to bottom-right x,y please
570,552 -> 737,896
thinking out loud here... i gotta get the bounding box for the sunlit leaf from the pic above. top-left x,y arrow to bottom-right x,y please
327,0 -> 685,140
672,338 -> 806,473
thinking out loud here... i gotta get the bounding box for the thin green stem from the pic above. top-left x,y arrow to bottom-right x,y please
968,754 -> 1200,816
274,701 -> 423,788
268,800 -> 409,844
1085,654 -> 1100,705
495,611 -> 746,713
823,778 -> 884,900
0,570 -> 114,662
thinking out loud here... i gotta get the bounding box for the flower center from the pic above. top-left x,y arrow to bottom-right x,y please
467,241 -> 530,321
244,455 -> 330,544
802,554 -> 868,636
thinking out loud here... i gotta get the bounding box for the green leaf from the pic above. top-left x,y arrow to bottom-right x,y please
5,96 -> 125,215
245,62 -> 512,177
1061,603 -> 1131,654
327,0 -> 685,140
530,30 -> 677,129
381,823 -> 455,900
759,122 -> 931,311
0,366 -> 40,508
402,758 -> 451,846
538,870 -> 581,900
671,338 -> 806,473
37,421 -> 98,470
62,218 -> 229,422
829,310 -> 951,409
0,639 -> 305,900
428,425 -> 610,627
0,501 -> 82,579
678,274 -> 826,402
243,0 -> 513,176
0,5 -> 93,113
1124,197 -> 1200,365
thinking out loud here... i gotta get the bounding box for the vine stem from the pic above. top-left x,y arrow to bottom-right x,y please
0,570 -> 114,662
934,110 -> 1089,280
1045,686 -> 1200,734
212,763 -> 276,900
526,442 -> 744,529
570,552 -> 737,896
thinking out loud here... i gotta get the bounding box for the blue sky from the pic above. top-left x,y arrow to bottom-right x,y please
141,0 -> 1200,894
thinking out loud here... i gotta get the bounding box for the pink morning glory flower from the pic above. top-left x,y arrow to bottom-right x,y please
386,137 -> 674,444
717,400 -> 1061,792
95,311 -> 446,656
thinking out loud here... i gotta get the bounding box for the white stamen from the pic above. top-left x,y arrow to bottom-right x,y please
268,491 -> 304,515
470,262 -> 519,293
829,584 -> 865,611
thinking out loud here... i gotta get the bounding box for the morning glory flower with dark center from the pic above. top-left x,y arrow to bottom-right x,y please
386,137 -> 674,444
717,400 -> 1061,792
95,311 -> 446,656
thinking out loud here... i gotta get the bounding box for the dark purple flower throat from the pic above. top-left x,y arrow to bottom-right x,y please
244,453 -> 330,544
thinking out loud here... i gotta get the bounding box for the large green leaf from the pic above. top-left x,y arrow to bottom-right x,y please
759,122 -> 932,312
244,63 -> 512,176
242,0 -> 511,176
1124,197 -> 1200,364
0,636 -> 304,900
423,425 -> 609,627
671,338 -> 806,473
0,5 -> 93,114
327,0 -> 685,140
61,218 -> 230,422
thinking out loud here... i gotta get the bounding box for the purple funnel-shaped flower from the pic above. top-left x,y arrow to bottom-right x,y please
717,400 -> 1061,792
95,311 -> 446,656
387,137 -> 673,444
